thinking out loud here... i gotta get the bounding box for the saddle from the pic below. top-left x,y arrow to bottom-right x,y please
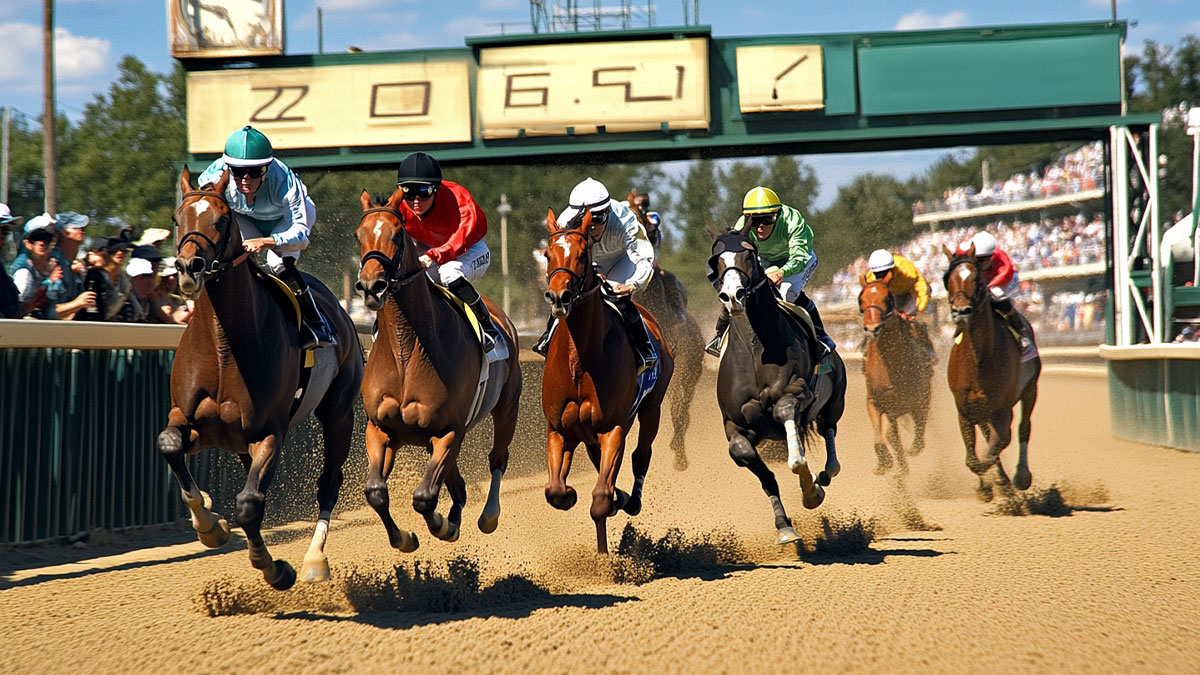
777,300 -> 833,375
434,285 -> 509,363
246,264 -> 317,417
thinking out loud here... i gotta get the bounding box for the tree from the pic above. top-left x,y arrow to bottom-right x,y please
814,173 -> 920,284
57,56 -> 186,232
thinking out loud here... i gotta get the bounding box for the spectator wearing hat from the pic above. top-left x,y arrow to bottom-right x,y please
104,235 -> 138,322
9,219 -> 68,319
74,236 -> 113,321
155,257 -> 191,324
54,212 -> 90,288
0,203 -> 23,317
127,257 -> 159,323
134,227 -> 171,248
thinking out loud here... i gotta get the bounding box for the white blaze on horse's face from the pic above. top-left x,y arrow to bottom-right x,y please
555,238 -> 573,260
192,200 -> 211,219
718,253 -> 746,314
372,218 -> 386,240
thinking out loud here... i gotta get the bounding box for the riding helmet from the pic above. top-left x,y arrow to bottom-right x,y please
397,152 -> 443,186
742,186 -> 782,216
222,126 -> 273,167
569,177 -> 611,213
868,249 -> 896,273
969,231 -> 997,257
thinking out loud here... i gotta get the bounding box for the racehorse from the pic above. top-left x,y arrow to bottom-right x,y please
626,189 -> 704,470
857,276 -> 932,476
158,168 -> 363,590
708,229 -> 846,544
942,243 -> 1040,500
355,189 -> 522,551
542,208 -> 674,554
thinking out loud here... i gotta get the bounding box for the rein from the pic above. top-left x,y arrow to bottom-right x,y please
858,282 -> 895,324
175,189 -> 251,280
943,257 -> 985,310
547,229 -> 602,302
358,206 -> 428,293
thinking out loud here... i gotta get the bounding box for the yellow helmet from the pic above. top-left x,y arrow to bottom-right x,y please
742,186 -> 781,216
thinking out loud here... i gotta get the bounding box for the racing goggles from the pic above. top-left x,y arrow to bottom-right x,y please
401,183 -> 439,200
230,165 -> 267,179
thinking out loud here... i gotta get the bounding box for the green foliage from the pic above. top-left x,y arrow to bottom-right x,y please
814,173 -> 921,284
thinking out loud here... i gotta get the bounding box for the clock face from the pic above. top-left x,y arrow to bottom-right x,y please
168,0 -> 283,57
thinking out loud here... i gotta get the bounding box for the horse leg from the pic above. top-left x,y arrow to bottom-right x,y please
1013,378 -> 1038,491
908,396 -> 929,457
239,433 -> 295,591
157,420 -> 231,549
867,396 -> 893,475
726,423 -> 799,544
591,426 -> 628,555
959,413 -> 994,502
479,379 -> 518,534
625,376 -> 669,516
364,421 -> 418,552
416,429 -> 463,542
544,427 -> 578,511
670,347 -> 700,472
439,463 -> 468,543
887,417 -> 909,476
300,407 -> 353,583
777,396 -> 824,509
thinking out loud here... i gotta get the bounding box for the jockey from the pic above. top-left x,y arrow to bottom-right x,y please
866,249 -> 937,363
198,126 -> 333,349
706,186 -> 835,358
393,151 -> 500,352
958,230 -> 1033,351
533,177 -> 658,374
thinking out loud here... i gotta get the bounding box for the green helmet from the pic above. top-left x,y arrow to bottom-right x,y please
222,125 -> 273,167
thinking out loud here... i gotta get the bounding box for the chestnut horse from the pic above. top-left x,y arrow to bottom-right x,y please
708,230 -> 845,544
942,244 -> 1040,500
542,208 -> 674,554
626,189 -> 704,471
158,168 -> 363,590
355,189 -> 522,551
857,276 -> 932,475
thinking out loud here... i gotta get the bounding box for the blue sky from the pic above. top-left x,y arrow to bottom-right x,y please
1,0 -> 1196,208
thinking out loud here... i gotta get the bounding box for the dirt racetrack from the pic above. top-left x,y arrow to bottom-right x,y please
2,364 -> 1199,674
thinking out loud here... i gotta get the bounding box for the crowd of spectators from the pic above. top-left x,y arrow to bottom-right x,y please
0,203 -> 190,324
912,141 -> 1106,215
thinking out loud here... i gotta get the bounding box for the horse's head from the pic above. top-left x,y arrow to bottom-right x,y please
858,273 -> 895,339
707,230 -> 764,315
942,242 -> 985,324
355,188 -> 423,311
173,167 -> 237,299
627,189 -> 662,247
544,207 -> 598,318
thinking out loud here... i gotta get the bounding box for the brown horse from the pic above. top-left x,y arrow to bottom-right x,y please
858,276 -> 932,475
158,168 -> 363,590
355,189 -> 522,551
942,244 -> 1040,500
626,189 -> 704,471
542,208 -> 674,554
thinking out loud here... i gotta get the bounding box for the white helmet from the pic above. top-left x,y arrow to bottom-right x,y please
568,177 -> 611,213
970,231 -> 997,257
868,249 -> 895,273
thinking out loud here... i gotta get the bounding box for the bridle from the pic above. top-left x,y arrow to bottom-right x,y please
357,206 -> 427,293
546,229 -> 602,309
943,256 -> 985,314
858,280 -> 896,324
708,233 -> 770,296
174,189 -> 250,280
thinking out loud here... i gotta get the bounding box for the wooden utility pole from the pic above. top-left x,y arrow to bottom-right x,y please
42,0 -> 57,213
2,108 -> 10,204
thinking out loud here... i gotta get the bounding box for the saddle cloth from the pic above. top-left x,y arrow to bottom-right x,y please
246,265 -> 320,420
951,309 -> 1040,362
434,285 -> 511,424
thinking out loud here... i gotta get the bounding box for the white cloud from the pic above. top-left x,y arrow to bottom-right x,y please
895,10 -> 968,31
0,23 -> 111,84
480,0 -> 522,9
443,16 -> 496,38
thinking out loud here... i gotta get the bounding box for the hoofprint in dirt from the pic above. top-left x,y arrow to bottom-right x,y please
2,372 -> 1199,673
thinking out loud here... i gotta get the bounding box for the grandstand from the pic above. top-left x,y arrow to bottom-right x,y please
816,142 -> 1109,349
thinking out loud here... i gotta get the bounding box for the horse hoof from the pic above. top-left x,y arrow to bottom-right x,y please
427,514 -> 460,542
1014,468 -> 1032,491
299,555 -> 331,583
802,484 -> 826,509
816,471 -> 831,487
196,517 -> 231,549
546,486 -> 578,511
673,454 -> 688,472
976,485 -> 995,503
622,494 -> 642,517
873,461 -> 889,476
389,529 -> 420,553
776,526 -> 802,545
478,513 -> 499,534
907,443 -> 925,457
265,560 -> 297,591
824,459 -> 841,479
201,491 -> 214,510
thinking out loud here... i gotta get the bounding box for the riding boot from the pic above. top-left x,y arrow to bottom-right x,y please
279,258 -> 334,350
992,297 -> 1033,351
797,291 -> 835,357
617,296 -> 658,374
448,278 -> 499,353
705,307 -> 730,357
532,315 -> 555,357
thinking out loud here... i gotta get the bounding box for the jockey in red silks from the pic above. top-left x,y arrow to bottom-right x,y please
958,230 -> 1033,350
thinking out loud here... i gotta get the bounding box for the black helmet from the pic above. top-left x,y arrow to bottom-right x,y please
396,152 -> 443,186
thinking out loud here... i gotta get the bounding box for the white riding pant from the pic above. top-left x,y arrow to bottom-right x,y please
233,207 -> 316,273
771,253 -> 818,303
417,238 -> 491,286
988,273 -> 1020,301
596,254 -> 639,288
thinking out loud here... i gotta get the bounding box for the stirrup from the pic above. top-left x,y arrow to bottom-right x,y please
532,331 -> 550,357
705,334 -> 722,357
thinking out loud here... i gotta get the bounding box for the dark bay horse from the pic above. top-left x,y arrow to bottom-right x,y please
627,189 -> 704,471
942,244 -> 1040,500
542,208 -> 674,554
355,189 -> 522,551
858,276 -> 932,475
158,168 -> 363,590
709,230 -> 845,544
